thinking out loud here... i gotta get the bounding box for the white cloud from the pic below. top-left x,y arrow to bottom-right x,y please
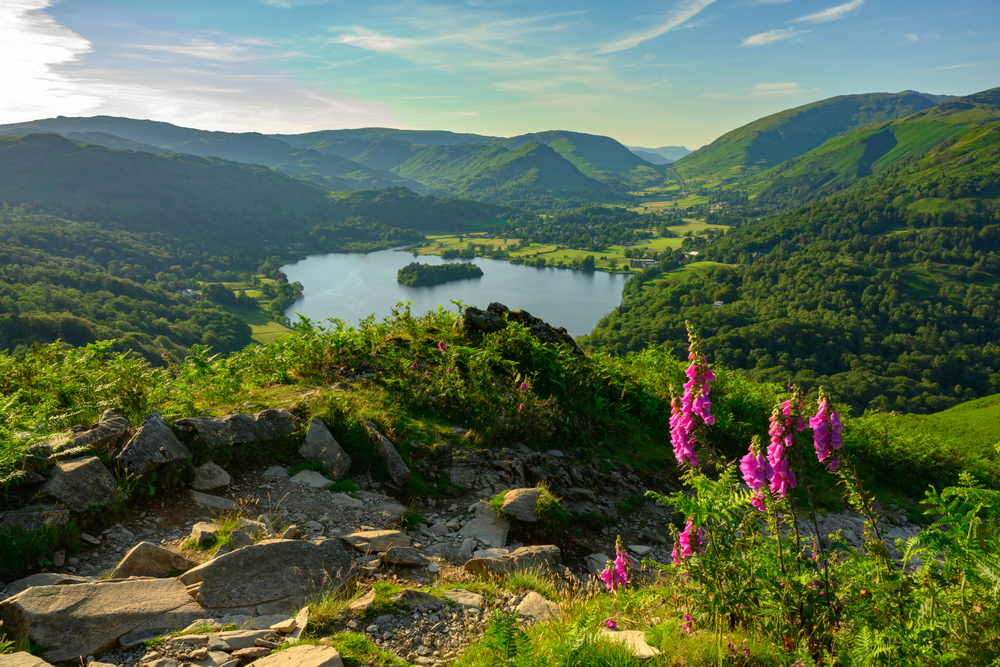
904,33 -> 919,42
335,33 -> 405,51
259,0 -> 331,8
599,0 -> 718,54
132,39 -> 256,62
928,62 -> 979,71
792,0 -> 863,24
0,0 -> 100,122
749,81 -> 819,97
742,27 -> 806,46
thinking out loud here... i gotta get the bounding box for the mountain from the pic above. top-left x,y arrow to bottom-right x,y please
61,131 -> 165,155
273,128 -> 495,147
672,91 -> 951,183
746,88 -> 1000,202
391,142 -> 619,208
0,116 -> 417,191
628,145 -> 692,163
629,150 -> 674,165
300,138 -> 418,171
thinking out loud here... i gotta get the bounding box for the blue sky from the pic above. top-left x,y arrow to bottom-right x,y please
2,0 -> 997,148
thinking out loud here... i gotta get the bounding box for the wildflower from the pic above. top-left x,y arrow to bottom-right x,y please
681,615 -> 693,635
767,406 -> 797,498
599,536 -> 632,593
438,341 -> 446,352
739,436 -> 773,511
670,323 -> 715,467
669,395 -> 697,466
604,619 -> 618,629
519,382 -> 527,391
672,518 -> 705,563
809,392 -> 843,470
518,404 -> 525,411
411,362 -> 417,370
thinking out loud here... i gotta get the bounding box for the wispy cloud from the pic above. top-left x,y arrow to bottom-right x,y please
749,82 -> 819,97
132,39 -> 258,62
742,27 -> 807,46
335,32 -> 404,51
904,33 -> 919,42
599,0 -> 718,54
928,62 -> 980,71
792,0 -> 863,24
259,0 -> 331,8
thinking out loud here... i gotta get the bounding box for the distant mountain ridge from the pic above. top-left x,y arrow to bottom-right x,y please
628,145 -> 692,164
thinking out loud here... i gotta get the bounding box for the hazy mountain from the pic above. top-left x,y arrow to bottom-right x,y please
672,91 -> 951,182
273,128 -> 496,147
627,145 -> 692,163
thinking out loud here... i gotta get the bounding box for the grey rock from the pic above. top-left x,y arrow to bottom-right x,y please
262,466 -> 287,477
250,644 -> 344,667
190,522 -> 219,545
442,589 -> 484,609
500,488 -> 541,522
428,522 -> 449,536
280,525 -> 301,540
361,417 -> 411,485
0,653 -> 53,666
449,466 -> 477,489
178,538 -> 355,611
192,462 -> 231,491
515,591 -> 561,623
229,519 -> 267,550
290,470 -> 334,488
457,501 -> 509,548
173,410 -> 296,449
546,450 -> 564,458
585,553 -> 611,575
628,545 -> 653,556
343,530 -> 411,553
110,542 -> 199,579
3,573 -> 91,596
0,578 -> 204,664
46,409 -> 129,455
114,413 -> 191,476
287,606 -> 310,641
390,589 -> 445,609
377,503 -> 408,523
381,546 -> 430,566
38,456 -> 117,513
329,493 -> 364,509
598,628 -> 661,659
458,538 -> 477,559
465,545 -> 561,577
51,551 -> 65,567
299,417 -> 351,481
0,505 -> 70,531
189,490 -> 238,511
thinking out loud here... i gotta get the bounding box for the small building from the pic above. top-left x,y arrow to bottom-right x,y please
712,301 -> 724,308
174,289 -> 197,297
630,259 -> 658,269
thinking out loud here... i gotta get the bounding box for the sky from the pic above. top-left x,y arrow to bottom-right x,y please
1,0 -> 997,148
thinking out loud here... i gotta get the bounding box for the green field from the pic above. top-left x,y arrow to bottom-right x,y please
643,261 -> 731,287
221,278 -> 293,344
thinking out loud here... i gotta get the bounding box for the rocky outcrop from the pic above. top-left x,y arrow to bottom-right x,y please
500,488 -> 540,522
46,409 -> 129,455
2,573 -> 91,596
38,456 -> 118,513
361,418 -> 411,486
464,545 -> 561,577
178,538 -> 355,612
299,417 -> 351,481
0,653 -> 53,666
457,501 -> 509,548
0,505 -> 70,531
381,546 -> 430,566
462,302 -> 582,355
252,644 -> 344,667
173,409 -> 296,449
114,413 -> 192,475
109,542 -> 200,579
192,462 -> 231,491
0,578 -> 205,663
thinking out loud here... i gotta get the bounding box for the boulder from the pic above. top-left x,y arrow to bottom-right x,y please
598,628 -> 661,659
442,589 -> 484,609
461,305 -> 506,333
342,530 -> 410,553
114,413 -> 191,475
449,465 -> 477,489
501,488 -> 541,522
585,553 -> 611,575
189,490 -> 238,511
390,589 -> 445,609
251,644 -> 344,667
0,578 -> 204,663
299,417 -> 351,481
262,466 -> 287,477
178,538 -> 355,612
347,590 -> 375,613
190,522 -> 219,545
290,470 -> 334,488
428,522 -> 449,536
361,418 -> 411,485
464,545 -> 561,577
2,573 -> 91,596
173,410 -> 296,449
228,519 -> 267,550
329,493 -> 364,509
377,503 -> 408,523
287,606 -> 310,641
46,409 -> 129,454
109,542 -> 200,579
0,653 -> 53,666
463,303 -> 582,354
457,501 -> 510,548
38,456 -> 117,513
515,591 -> 561,623
192,462 -> 231,491
381,546 -> 430,566
0,505 -> 70,531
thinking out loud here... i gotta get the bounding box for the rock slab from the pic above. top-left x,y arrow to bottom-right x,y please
299,417 -> 352,481
361,417 -> 411,485
114,413 -> 192,475
46,409 -> 129,454
178,538 -> 355,611
457,501 -> 510,548
598,628 -> 661,659
465,545 -> 561,577
189,490 -> 238,511
174,409 -> 296,449
38,456 -> 117,513
291,470 -> 334,488
0,653 -> 53,666
516,591 -> 561,623
110,542 -> 200,579
0,578 -> 204,663
251,644 -> 343,667
192,462 -> 231,491
343,530 -> 410,553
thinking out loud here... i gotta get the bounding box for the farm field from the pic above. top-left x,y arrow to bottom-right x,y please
643,261 -> 731,287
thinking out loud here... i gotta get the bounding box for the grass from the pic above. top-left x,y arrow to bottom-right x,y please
330,632 -> 410,667
326,480 -> 359,493
398,509 -> 426,530
180,515 -> 242,555
0,522 -> 80,580
506,568 -> 559,601
643,261 -> 732,288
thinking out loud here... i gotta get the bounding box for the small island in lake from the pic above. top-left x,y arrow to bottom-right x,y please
397,261 -> 484,287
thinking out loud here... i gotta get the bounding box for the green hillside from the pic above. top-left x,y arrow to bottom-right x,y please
391,142 -> 620,208
273,127 -> 495,146
62,131 -> 165,154
747,87 -> 1000,202
673,91 -> 946,183
495,130 -> 656,189
302,137 -> 417,171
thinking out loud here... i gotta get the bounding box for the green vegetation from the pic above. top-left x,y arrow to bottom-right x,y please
397,262 -> 483,287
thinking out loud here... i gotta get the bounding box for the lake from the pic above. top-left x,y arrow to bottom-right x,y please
280,249 -> 630,337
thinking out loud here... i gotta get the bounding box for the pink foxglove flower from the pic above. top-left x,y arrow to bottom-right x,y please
669,323 -> 715,467
672,518 -> 704,563
604,619 -> 618,629
740,437 -> 773,512
767,406 -> 796,498
809,394 -> 843,470
670,395 -> 697,466
600,536 -> 632,593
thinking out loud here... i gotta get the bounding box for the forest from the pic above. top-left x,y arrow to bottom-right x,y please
396,261 -> 484,286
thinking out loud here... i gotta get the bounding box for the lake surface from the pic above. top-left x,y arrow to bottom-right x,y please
280,250 -> 630,337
